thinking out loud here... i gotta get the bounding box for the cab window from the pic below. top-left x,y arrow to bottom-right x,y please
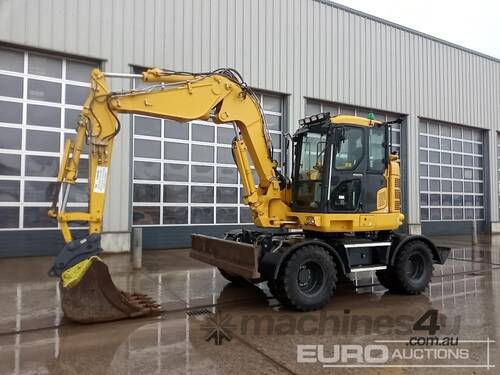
334,127 -> 364,170
368,126 -> 386,172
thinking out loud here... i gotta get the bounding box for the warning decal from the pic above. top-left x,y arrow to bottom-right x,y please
93,166 -> 108,194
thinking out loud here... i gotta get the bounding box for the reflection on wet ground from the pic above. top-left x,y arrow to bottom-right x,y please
0,235 -> 499,374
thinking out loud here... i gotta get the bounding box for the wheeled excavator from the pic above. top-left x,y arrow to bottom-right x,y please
48,67 -> 450,323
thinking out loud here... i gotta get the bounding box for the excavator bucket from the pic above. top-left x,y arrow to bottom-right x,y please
60,258 -> 162,323
50,235 -> 162,324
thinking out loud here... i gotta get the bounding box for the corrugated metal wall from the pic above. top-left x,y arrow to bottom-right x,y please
1,0 -> 499,229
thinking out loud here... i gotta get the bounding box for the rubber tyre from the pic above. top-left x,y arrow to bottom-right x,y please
377,241 -> 434,294
218,268 -> 249,287
273,245 -> 337,311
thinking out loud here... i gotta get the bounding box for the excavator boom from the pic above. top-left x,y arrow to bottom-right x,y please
49,67 -> 291,323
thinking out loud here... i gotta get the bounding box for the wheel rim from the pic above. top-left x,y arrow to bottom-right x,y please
405,253 -> 425,280
297,261 -> 324,295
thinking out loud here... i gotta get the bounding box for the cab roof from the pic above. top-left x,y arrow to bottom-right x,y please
330,115 -> 382,127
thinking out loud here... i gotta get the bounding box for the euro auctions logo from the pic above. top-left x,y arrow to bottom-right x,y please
298,344 -> 390,364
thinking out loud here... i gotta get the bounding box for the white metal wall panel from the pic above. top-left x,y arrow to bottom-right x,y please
1,0 -> 499,229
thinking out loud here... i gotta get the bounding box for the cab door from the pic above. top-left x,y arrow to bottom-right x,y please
328,126 -> 367,213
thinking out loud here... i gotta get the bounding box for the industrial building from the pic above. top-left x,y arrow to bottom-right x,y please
0,0 -> 499,256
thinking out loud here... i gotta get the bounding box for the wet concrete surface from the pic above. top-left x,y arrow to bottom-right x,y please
0,235 -> 499,374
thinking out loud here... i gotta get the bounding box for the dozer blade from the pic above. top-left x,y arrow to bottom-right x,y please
60,259 -> 162,324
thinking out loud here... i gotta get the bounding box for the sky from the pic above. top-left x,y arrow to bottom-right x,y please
332,0 -> 500,59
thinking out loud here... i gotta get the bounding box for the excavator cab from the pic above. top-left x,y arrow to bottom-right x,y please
291,112 -> 390,214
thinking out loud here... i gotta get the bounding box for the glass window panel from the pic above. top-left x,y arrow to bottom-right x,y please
26,130 -> 60,152
240,207 -> 253,223
64,132 -> 88,155
453,154 -> 462,165
453,195 -> 464,206
164,142 -> 188,161
442,194 -> 452,206
0,153 -> 21,175
217,167 -> 238,184
191,165 -> 214,183
163,207 -> 188,224
453,167 -> 463,179
474,143 -> 482,155
0,75 -> 23,98
65,85 -> 89,106
28,79 -> 61,102
24,181 -> 57,202
274,151 -> 282,165
421,208 -> 429,220
25,155 -> 58,177
265,114 -> 281,131
430,194 -> 440,206
68,183 -> 88,203
430,208 -> 441,220
441,125 -> 451,137
429,180 -> 440,191
216,187 -> 237,203
474,182 -> 483,193
452,140 -> 462,152
134,139 -> 161,159
164,163 -> 188,182
27,104 -> 61,127
464,169 -> 473,180
66,60 -> 96,82
0,49 -> 23,72
28,54 -> 62,78
463,128 -> 472,140
392,131 -> 401,145
24,207 -> 57,228
429,123 -> 439,135
453,208 -> 463,220
419,150 -> 427,162
305,102 -> 321,116
419,178 -> 428,191
0,207 -> 19,228
164,119 -> 188,139
441,138 -> 451,151
0,127 -> 21,150
217,127 -> 235,144
429,166 -> 440,177
217,147 -> 234,164
473,130 -> 482,142
429,137 -> 439,149
419,135 -> 427,147
163,185 -> 188,203
465,208 -> 474,220
429,151 -> 439,163
339,106 -> 356,115
420,193 -> 428,205
134,161 -> 161,180
134,116 -> 162,137
442,180 -> 452,192
475,196 -> 484,206
192,124 -> 215,142
419,163 -> 429,177
78,158 -> 89,179
441,166 -> 451,178
464,155 -> 473,167
271,133 -> 281,149
473,169 -> 482,180
464,195 -> 474,206
463,142 -> 473,154
323,104 -> 338,116
133,183 -> 160,202
191,207 -> 213,224
191,186 -> 214,203
452,127 -> 462,138
216,207 -> 237,223
453,181 -> 463,192
133,206 -> 160,225
419,121 -> 427,133
442,208 -> 452,220
192,144 -> 214,163
441,152 -> 451,164
0,101 -> 22,124
0,180 -> 20,202
64,108 -> 80,129
474,157 -> 482,167
475,208 -> 484,219
263,94 -> 282,112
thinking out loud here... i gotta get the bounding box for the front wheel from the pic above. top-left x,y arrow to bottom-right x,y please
377,241 -> 434,294
272,245 -> 337,311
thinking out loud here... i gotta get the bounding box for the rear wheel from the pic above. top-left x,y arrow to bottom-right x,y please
271,245 -> 337,311
377,241 -> 434,294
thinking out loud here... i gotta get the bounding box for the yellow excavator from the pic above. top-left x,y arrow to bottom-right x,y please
48,67 -> 450,323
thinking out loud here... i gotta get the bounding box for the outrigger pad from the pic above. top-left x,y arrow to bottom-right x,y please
61,259 -> 162,324
49,234 -> 103,277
